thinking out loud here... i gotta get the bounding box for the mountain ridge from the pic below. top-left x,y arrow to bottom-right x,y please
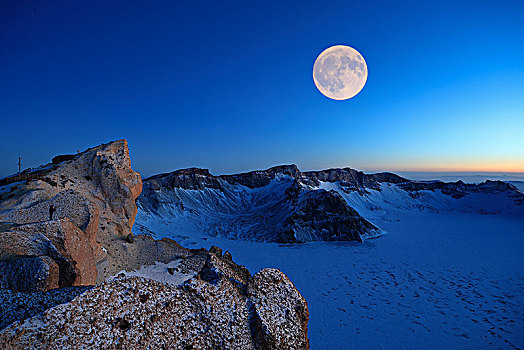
136,164 -> 524,244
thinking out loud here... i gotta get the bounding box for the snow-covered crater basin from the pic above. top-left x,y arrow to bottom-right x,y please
141,210 -> 524,349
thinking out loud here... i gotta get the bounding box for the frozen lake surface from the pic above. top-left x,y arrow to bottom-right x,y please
158,211 -> 524,349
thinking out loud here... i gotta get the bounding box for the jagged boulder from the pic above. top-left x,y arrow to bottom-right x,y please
248,268 -> 309,349
0,218 -> 95,290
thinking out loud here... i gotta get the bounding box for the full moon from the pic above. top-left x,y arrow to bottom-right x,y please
313,45 -> 368,100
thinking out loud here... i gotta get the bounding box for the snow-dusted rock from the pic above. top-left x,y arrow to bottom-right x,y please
0,256 -> 59,292
0,286 -> 91,330
0,141 -> 310,348
0,251 -> 310,349
0,218 -> 96,290
248,268 -> 309,350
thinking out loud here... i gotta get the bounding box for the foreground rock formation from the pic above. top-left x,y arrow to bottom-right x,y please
0,141 -> 201,291
0,140 -> 143,290
0,140 -> 310,349
0,250 -> 309,350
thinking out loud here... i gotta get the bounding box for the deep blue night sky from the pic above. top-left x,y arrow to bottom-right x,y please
1,0 -> 523,177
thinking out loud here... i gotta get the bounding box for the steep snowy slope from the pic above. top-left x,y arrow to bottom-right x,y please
136,166 -> 380,243
135,166 -> 524,243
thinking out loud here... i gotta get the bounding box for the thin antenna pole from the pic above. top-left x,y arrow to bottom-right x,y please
18,157 -> 22,173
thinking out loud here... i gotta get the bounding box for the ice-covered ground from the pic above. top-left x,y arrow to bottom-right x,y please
140,209 -> 524,349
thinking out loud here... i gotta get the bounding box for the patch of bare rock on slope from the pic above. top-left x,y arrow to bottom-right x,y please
0,140 -> 309,349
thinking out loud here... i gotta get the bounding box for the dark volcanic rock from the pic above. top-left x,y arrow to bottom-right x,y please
284,189 -> 377,242
125,233 -> 134,243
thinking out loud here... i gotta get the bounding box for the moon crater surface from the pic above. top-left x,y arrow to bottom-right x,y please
313,45 -> 368,100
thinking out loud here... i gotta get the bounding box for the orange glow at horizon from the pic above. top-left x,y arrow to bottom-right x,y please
365,159 -> 524,173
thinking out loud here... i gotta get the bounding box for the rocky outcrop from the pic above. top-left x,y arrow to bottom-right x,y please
0,140 -> 142,290
0,141 -> 209,291
0,141 -> 310,349
248,268 -> 309,349
0,218 -> 97,289
0,250 -> 309,350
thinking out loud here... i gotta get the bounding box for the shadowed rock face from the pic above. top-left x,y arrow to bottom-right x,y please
0,256 -> 59,292
284,189 -> 375,242
0,140 -> 142,290
0,218 -> 96,289
146,168 -> 223,191
0,251 -> 309,350
0,286 -> 92,331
